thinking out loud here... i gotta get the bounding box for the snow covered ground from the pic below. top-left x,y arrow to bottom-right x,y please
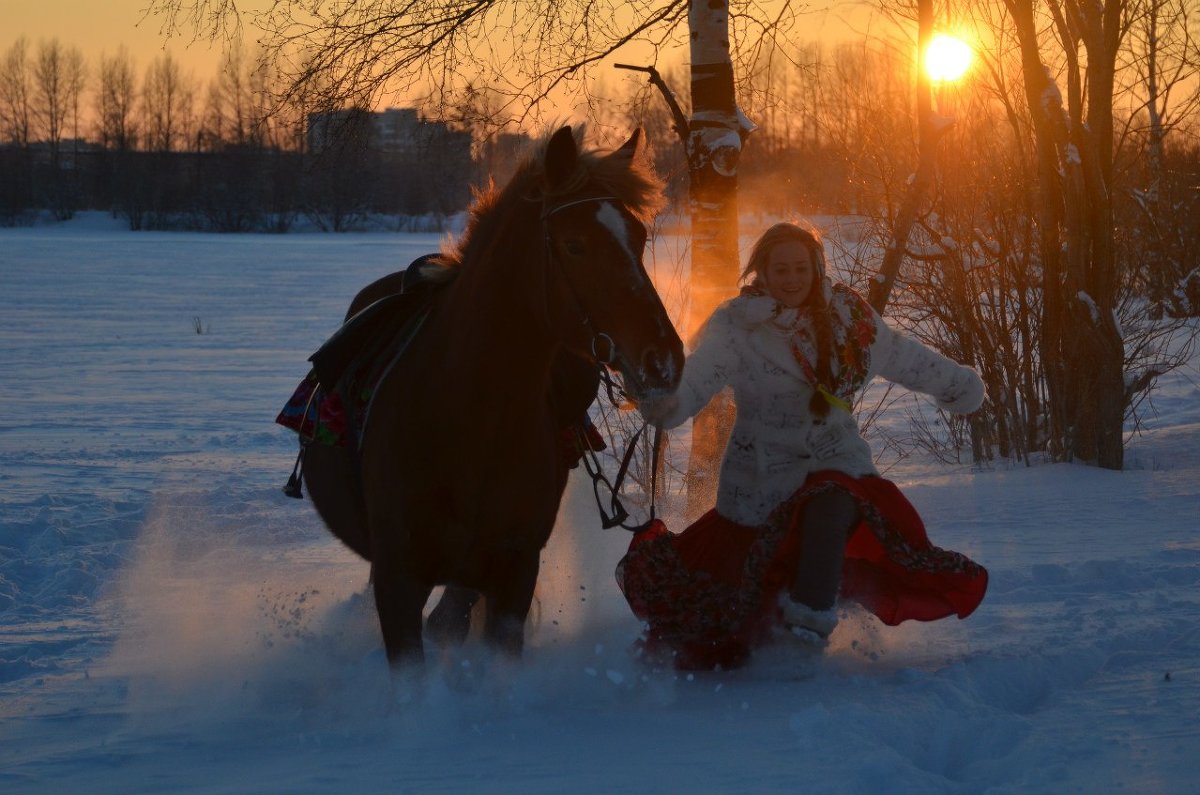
1,214 -> 1197,794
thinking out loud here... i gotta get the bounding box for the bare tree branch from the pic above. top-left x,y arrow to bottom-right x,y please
145,0 -> 711,124
614,62 -> 688,144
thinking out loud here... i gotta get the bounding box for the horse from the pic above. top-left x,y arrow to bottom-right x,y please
299,125 -> 684,671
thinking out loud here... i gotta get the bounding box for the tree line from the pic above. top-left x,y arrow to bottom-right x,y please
0,38 -> 474,229
0,33 -> 891,232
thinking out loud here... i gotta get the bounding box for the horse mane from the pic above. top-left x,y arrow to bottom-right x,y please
424,126 -> 665,280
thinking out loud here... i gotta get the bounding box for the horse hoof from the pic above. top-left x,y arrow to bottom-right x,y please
387,664 -> 426,707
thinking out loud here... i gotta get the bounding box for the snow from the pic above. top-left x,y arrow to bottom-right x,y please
1040,69 -> 1064,111
1077,290 -> 1101,325
906,243 -> 947,259
2,214 -> 1199,793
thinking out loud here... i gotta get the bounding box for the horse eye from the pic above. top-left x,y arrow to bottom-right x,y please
564,239 -> 586,257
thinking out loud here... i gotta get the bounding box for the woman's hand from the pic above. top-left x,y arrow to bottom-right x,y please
936,369 -> 986,414
637,392 -> 680,427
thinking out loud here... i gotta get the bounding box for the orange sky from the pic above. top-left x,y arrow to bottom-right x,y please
2,0 -> 238,80
2,1 -> 884,87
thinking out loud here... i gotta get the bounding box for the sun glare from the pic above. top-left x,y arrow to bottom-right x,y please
925,34 -> 973,82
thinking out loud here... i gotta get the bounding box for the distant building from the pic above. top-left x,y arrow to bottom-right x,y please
371,108 -> 424,154
306,107 -> 470,161
306,108 -> 371,153
304,107 -> 474,214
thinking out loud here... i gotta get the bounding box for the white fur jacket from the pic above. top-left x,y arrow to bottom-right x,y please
657,285 -> 985,527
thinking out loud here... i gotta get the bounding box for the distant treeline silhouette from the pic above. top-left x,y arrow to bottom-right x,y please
0,130 -> 476,232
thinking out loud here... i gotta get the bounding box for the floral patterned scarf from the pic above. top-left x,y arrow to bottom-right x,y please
741,282 -> 877,410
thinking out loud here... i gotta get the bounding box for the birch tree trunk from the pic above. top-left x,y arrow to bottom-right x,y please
684,0 -> 751,520
685,0 -> 744,338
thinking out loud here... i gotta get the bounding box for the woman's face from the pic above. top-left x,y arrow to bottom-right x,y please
762,240 -> 816,308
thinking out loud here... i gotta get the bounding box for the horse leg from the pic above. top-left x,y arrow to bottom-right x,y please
370,555 -> 431,670
426,586 -> 481,648
482,549 -> 540,657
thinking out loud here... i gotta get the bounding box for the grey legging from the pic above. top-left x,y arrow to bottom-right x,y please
788,487 -> 859,612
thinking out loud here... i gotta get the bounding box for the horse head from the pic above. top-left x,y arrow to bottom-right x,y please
539,125 -> 684,400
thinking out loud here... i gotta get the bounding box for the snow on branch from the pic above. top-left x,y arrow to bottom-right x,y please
1076,291 -> 1100,325
1170,268 -> 1200,317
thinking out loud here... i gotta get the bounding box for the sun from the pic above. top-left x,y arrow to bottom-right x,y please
925,34 -> 973,82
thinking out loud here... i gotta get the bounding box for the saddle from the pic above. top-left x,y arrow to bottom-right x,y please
276,254 -> 605,461
275,255 -> 442,448
309,254 -> 442,389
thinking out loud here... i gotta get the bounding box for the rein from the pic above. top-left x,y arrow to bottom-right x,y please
575,366 -> 663,533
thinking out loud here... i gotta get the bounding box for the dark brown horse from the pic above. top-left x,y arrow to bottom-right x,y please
301,126 -> 683,670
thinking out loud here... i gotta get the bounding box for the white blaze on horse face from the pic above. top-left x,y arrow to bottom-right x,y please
595,202 -> 638,267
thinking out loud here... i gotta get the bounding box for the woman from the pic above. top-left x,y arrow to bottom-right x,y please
619,222 -> 988,670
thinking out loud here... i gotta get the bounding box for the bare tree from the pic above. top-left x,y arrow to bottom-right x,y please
33,39 -> 71,160
0,38 -> 36,221
143,52 -> 196,152
842,0 -> 1198,469
867,0 -> 952,314
678,1 -> 757,517
147,1 -> 698,117
1124,0 -> 1200,204
607,1 -> 760,518
0,37 -> 33,147
97,47 -> 138,151
247,51 -> 289,149
1002,0 -> 1128,469
64,47 -> 87,154
203,43 -> 255,146
195,42 -> 289,149
1120,0 -> 1200,316
32,39 -> 87,218
684,1 -> 755,332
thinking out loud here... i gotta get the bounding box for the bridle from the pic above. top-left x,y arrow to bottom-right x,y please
539,195 -> 632,368
540,195 -> 662,533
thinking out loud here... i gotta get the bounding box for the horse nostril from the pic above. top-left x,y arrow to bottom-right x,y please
641,347 -> 677,389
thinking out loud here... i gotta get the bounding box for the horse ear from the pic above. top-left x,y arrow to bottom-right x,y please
614,128 -> 643,159
545,126 -> 579,189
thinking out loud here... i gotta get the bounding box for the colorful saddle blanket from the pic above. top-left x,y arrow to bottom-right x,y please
275,371 -> 354,447
276,259 -> 439,448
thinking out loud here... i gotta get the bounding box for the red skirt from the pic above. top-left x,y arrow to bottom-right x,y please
616,470 -> 988,670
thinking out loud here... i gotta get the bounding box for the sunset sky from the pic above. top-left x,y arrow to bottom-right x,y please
2,0 -> 955,137
4,0 -> 243,79
3,1 -> 885,90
